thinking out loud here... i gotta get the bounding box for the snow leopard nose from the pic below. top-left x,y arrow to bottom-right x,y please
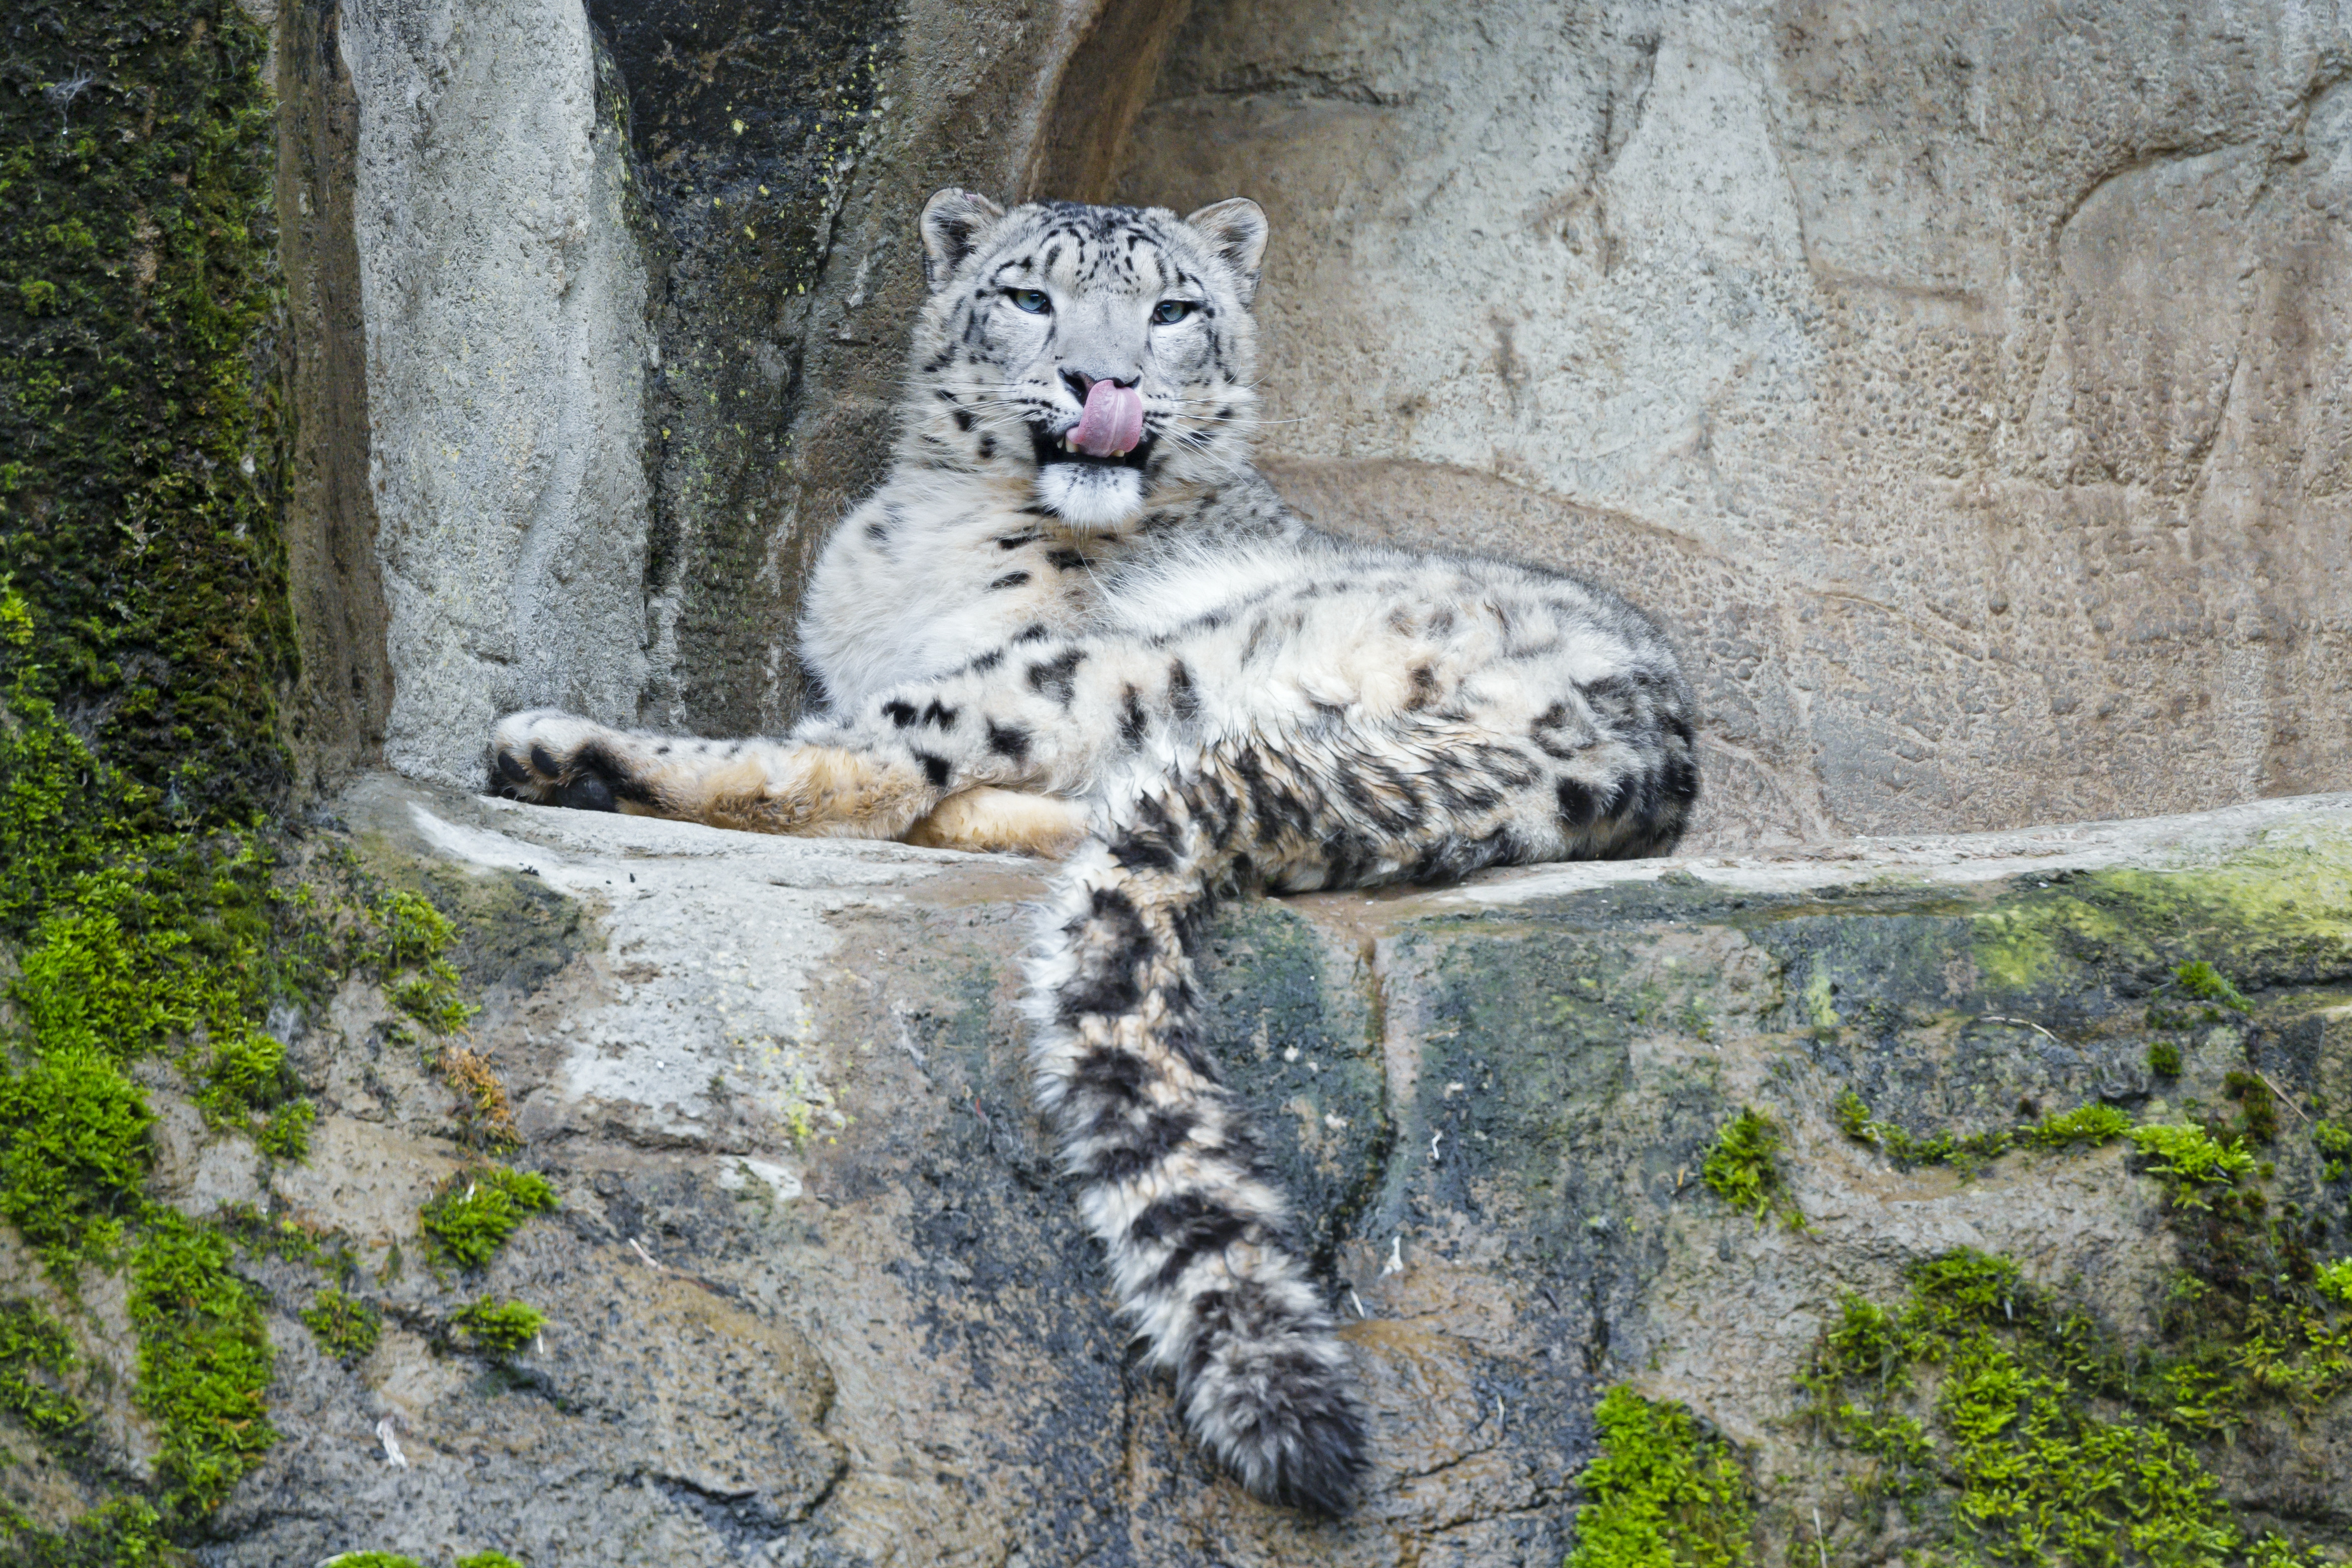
1061,368 -> 1137,405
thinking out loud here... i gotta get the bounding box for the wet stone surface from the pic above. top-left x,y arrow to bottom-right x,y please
175,780 -> 2352,1564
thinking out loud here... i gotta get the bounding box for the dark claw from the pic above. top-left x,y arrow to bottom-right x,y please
530,742 -> 561,777
497,750 -> 533,785
557,774 -> 616,813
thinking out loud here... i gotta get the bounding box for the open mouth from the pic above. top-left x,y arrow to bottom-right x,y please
1029,421 -> 1155,474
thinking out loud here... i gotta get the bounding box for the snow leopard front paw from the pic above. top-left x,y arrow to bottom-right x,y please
486,709 -> 635,812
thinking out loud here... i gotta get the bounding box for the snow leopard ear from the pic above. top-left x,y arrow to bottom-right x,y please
920,188 -> 1006,293
1183,198 -> 1269,306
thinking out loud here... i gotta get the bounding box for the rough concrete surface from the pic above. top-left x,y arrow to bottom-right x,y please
166,778 -> 2352,1563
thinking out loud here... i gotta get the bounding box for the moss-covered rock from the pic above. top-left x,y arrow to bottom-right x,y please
0,0 -> 291,823
208,776 -> 2348,1565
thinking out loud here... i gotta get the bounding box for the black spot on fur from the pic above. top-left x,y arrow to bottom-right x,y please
1130,1192 -> 1251,1287
1233,750 -> 1312,843
1167,660 -> 1199,721
1054,884 -> 1154,1022
1118,686 -> 1149,748
882,699 -> 918,728
985,720 -> 1031,763
969,649 -> 1005,672
1047,548 -> 1086,572
952,407 -> 975,432
864,520 -> 889,543
1014,623 -> 1053,644
1082,1105 -> 1199,1180
913,751 -> 952,789
990,570 -> 1032,591
977,434 -> 997,459
1107,824 -> 1179,872
1070,1044 -> 1152,1104
998,530 -> 1044,550
920,700 -> 958,730
1027,648 -> 1085,706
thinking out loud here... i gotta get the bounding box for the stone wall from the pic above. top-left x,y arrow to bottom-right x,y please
283,0 -> 2352,843
1108,1 -> 2352,848
197,778 -> 2352,1564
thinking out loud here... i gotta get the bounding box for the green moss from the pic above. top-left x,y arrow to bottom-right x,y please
0,1495 -> 171,1565
0,0 -> 433,1549
0,1046 -> 152,1267
452,1298 -> 544,1359
2127,1124 -> 2259,1208
456,1554 -> 526,1568
1833,1090 -> 2131,1174
2222,1071 -> 2280,1144
1564,1384 -> 1755,1568
1805,1178 -> 2352,1567
419,1168 -> 559,1272
2316,1121 -> 2351,1184
128,1211 -> 276,1516
319,1556 -> 427,1568
1699,1108 -> 1803,1231
1971,853 -> 2352,1005
1833,1088 -> 2012,1173
0,0 -> 293,822
2020,1103 -> 2135,1149
1804,1250 -> 2248,1564
2149,1039 -> 2185,1078
301,1286 -> 382,1362
2315,1260 -> 2352,1304
0,1300 -> 89,1440
2173,961 -> 2252,1011
367,890 -> 475,1036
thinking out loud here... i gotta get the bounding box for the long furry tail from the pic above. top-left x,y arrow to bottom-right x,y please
1025,776 -> 1366,1514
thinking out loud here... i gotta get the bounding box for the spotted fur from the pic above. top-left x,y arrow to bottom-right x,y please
489,191 -> 1697,1515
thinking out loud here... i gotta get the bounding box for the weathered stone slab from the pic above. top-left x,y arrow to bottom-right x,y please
194,779 -> 2352,1563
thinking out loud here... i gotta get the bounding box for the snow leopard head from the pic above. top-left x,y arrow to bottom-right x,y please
902,191 -> 1269,532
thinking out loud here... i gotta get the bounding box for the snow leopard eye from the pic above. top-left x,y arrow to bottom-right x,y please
1009,288 -> 1051,315
1151,299 -> 1196,325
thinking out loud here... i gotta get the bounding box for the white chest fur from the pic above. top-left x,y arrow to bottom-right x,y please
799,484 -> 1133,715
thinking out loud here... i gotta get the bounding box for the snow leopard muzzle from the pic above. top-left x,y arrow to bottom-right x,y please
1031,378 -> 1153,473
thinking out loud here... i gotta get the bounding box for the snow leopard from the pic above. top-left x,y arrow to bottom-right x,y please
488,190 -> 1697,1514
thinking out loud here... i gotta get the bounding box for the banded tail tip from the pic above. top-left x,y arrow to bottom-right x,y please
1193,1359 -> 1369,1516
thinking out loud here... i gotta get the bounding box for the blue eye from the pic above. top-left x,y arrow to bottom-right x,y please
1009,288 -> 1051,314
1152,299 -> 1196,325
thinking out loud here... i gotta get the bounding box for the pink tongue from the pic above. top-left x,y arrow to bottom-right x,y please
1069,380 -> 1144,458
